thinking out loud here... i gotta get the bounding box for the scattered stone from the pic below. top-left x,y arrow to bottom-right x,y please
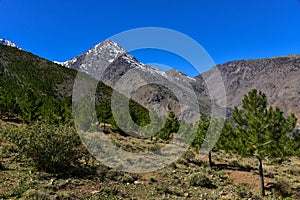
134,180 -> 143,185
91,190 -> 100,195
184,192 -> 189,197
49,179 -> 54,185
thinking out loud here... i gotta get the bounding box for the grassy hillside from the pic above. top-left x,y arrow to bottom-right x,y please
0,44 -> 76,97
0,44 -> 149,125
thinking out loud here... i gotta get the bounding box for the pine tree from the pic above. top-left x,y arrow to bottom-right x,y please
96,102 -> 111,131
194,118 -> 228,170
156,112 -> 179,141
229,89 -> 297,197
0,88 -> 19,119
17,90 -> 41,122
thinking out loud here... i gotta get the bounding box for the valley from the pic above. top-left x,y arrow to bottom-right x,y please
0,40 -> 300,199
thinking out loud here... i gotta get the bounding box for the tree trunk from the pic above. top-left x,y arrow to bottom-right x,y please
258,158 -> 265,197
208,150 -> 213,170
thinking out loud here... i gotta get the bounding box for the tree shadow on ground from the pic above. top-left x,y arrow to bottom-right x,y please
213,163 -> 255,172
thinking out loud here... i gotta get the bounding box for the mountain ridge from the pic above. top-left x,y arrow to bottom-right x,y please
60,39 -> 213,122
3,37 -> 299,123
198,55 -> 300,121
60,39 -> 300,122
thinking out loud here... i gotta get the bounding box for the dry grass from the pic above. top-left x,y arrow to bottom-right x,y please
1,130 -> 300,199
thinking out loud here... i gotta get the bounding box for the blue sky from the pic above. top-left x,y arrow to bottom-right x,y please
1,0 -> 300,77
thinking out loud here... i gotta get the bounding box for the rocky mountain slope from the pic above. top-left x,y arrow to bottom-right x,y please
62,40 -> 212,122
59,39 -> 300,122
197,55 -> 300,120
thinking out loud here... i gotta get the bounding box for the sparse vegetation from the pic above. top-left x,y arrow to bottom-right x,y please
188,172 -> 213,188
272,180 -> 291,198
1,45 -> 300,199
20,123 -> 85,173
1,126 -> 300,199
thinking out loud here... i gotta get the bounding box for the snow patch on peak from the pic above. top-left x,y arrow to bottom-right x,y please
93,39 -> 126,56
62,39 -> 126,69
81,39 -> 127,63
120,53 -> 168,78
0,38 -> 21,49
58,57 -> 78,68
53,61 -> 63,65
61,39 -> 195,83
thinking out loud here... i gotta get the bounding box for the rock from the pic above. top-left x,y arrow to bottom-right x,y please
184,192 -> 189,197
134,180 -> 143,185
49,179 -> 54,185
91,190 -> 100,195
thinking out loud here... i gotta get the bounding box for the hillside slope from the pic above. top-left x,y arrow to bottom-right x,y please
197,55 -> 300,120
0,44 -> 149,125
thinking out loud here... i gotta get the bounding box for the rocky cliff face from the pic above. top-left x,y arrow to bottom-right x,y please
197,55 -> 300,120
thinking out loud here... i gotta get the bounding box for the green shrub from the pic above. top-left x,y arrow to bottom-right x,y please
183,149 -> 195,161
0,125 -> 27,160
272,180 -> 291,198
19,122 -> 85,173
21,189 -> 51,200
11,177 -> 33,198
0,125 -> 25,149
57,191 -> 77,199
105,170 -> 135,183
120,173 -> 134,183
236,183 -> 253,198
148,144 -> 160,152
188,172 -> 213,188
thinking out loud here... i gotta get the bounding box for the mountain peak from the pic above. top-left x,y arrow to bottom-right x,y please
62,39 -> 126,69
93,39 -> 126,56
100,39 -> 122,47
0,38 -> 21,49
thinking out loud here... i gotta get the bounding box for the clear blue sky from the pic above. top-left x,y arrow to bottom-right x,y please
1,0 -> 300,77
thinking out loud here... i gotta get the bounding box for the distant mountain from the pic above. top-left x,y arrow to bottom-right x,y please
62,40 -> 212,122
197,55 -> 300,121
2,37 -> 299,124
60,39 -> 300,123
0,38 -> 21,49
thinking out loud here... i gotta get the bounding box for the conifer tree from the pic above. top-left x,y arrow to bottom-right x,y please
229,89 -> 297,197
156,112 -> 179,141
194,118 -> 228,170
